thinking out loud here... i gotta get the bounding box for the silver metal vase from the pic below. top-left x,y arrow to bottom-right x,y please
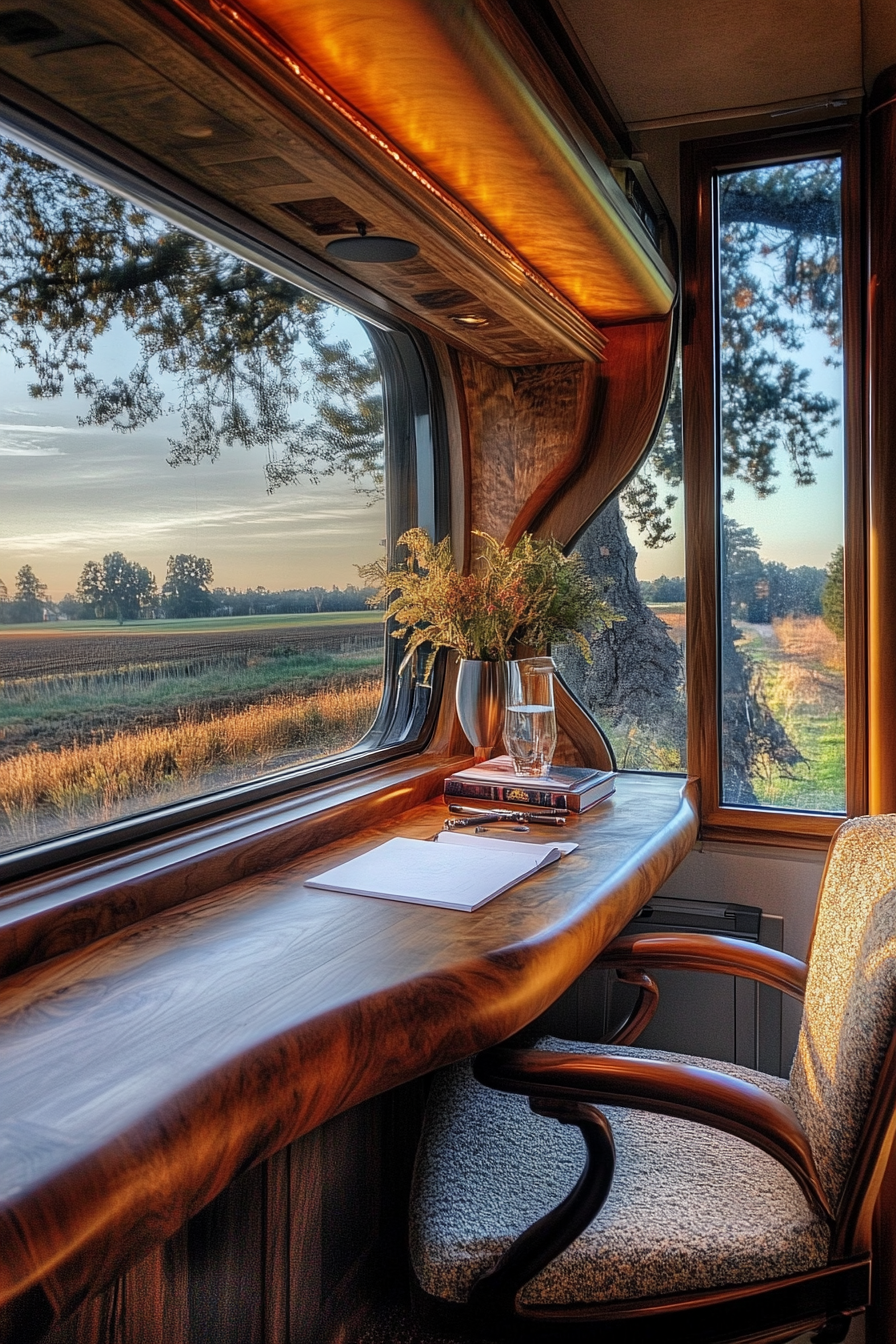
454,659 -> 505,759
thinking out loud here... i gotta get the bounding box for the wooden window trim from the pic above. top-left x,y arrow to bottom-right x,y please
681,121 -> 865,848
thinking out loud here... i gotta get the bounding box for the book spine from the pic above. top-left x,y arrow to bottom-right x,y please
444,779 -> 577,810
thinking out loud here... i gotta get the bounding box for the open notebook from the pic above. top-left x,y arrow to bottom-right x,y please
304,832 -> 578,912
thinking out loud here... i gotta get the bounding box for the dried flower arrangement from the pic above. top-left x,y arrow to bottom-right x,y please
359,528 -> 622,679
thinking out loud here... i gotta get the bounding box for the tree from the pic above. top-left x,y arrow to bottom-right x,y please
57,592 -> 89,620
0,136 -> 384,495
722,517 -> 765,621
822,545 -> 845,640
560,497 -> 686,771
13,564 -> 48,622
161,554 -> 214,619
624,159 -> 842,537
76,552 -> 157,622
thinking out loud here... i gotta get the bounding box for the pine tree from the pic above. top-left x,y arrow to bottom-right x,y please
821,545 -> 845,640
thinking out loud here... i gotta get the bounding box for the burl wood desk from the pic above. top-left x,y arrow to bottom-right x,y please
0,770 -> 697,1334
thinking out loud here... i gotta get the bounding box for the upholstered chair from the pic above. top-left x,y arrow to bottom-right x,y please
410,814 -> 896,1343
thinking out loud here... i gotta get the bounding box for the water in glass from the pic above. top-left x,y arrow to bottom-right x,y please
503,658 -> 557,776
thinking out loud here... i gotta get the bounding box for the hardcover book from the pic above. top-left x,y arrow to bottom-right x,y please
444,755 -> 616,813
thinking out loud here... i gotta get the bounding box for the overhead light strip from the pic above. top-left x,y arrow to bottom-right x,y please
208,0 -> 598,330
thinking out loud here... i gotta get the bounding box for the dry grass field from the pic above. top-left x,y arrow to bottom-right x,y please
0,679 -> 380,843
0,615 -> 386,849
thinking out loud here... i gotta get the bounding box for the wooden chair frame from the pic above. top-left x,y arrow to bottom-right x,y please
416,930 -> 896,1344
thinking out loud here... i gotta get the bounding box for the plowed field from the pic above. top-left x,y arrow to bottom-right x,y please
1,620 -> 382,678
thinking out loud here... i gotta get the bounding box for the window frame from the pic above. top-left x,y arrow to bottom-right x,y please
681,121 -> 865,847
0,105 -> 451,884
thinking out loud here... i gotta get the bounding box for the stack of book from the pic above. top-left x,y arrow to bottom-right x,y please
444,754 -> 616,813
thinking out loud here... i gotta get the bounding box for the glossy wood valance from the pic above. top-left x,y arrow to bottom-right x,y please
0,773 -> 697,1332
0,0 -> 603,365
214,0 -> 675,325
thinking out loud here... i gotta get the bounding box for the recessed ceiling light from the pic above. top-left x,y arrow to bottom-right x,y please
179,124 -> 215,139
326,235 -> 419,262
451,313 -> 489,327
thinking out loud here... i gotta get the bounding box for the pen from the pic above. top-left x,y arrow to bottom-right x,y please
474,824 -> 529,834
447,803 -> 568,819
445,809 -> 566,827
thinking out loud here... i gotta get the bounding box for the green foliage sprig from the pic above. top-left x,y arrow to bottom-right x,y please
359,529 -> 622,680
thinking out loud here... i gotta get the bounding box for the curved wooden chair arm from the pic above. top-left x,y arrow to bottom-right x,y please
595,932 -> 809,1000
467,1097 -> 616,1316
474,1047 -> 831,1222
603,968 -> 661,1046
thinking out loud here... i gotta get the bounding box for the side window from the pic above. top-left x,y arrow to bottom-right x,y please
716,158 -> 845,814
682,125 -> 859,839
554,365 -> 687,774
0,132 -> 438,866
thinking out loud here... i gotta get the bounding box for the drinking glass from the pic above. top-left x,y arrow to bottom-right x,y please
503,657 -> 557,776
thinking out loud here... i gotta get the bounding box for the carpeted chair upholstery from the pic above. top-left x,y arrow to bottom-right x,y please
410,814 -> 896,1328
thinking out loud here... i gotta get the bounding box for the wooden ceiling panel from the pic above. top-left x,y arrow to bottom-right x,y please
231,0 -> 675,321
0,0 -> 607,363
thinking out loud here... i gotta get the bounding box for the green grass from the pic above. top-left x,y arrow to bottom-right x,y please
733,620 -> 846,813
0,611 -> 382,637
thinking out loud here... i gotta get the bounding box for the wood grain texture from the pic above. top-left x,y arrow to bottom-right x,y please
596,932 -> 809,999
0,0 -> 606,367
840,121 -> 868,820
531,316 -> 675,549
0,774 -> 697,1329
214,0 -> 673,322
553,677 -> 614,772
24,1084 -> 413,1344
457,354 -> 586,543
0,755 -> 464,981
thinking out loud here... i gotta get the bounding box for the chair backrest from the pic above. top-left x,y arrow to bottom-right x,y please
790,814 -> 896,1208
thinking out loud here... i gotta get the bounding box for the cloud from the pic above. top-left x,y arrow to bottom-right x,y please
0,423 -> 84,455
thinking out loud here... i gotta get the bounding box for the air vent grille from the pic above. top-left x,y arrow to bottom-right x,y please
276,197 -> 369,236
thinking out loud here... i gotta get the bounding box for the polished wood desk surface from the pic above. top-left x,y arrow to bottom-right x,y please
0,772 -> 697,1319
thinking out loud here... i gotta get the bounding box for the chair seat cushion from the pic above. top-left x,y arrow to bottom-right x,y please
411,1038 -> 830,1306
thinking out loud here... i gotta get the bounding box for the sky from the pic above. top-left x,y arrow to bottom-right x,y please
635,294 -> 845,585
0,312 -> 386,602
0,137 -> 843,601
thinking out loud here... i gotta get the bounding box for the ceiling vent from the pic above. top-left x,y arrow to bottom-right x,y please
276,197 -> 370,236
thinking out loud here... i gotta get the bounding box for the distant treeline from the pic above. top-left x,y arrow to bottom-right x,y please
46,583 -> 378,621
640,558 -> 832,625
209,585 -> 378,617
639,575 -> 686,603
0,554 -> 379,623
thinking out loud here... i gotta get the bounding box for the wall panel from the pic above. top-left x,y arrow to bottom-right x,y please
24,1083 -> 426,1344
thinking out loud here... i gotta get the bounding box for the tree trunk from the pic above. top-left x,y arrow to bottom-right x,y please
557,497 -> 686,770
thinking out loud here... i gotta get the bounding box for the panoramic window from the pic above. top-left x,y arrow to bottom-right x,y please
0,132 -> 426,860
554,365 -> 687,774
716,157 -> 845,813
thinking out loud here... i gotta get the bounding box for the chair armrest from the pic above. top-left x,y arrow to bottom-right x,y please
596,932 -> 808,1000
475,1046 -> 831,1221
